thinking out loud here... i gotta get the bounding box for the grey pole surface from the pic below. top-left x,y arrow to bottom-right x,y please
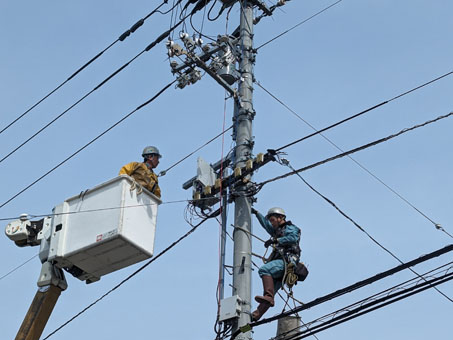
219,183 -> 228,300
276,316 -> 301,340
232,0 -> 255,338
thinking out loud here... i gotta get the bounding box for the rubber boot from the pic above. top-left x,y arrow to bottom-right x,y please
251,275 -> 275,321
254,275 -> 275,306
251,301 -> 271,321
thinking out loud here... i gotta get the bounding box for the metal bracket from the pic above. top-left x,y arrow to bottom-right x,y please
38,261 -> 68,291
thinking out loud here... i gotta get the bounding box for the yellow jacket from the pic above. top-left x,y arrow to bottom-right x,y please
119,162 -> 161,198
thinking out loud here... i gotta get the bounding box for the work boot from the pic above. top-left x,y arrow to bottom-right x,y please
251,301 -> 271,321
254,275 -> 275,306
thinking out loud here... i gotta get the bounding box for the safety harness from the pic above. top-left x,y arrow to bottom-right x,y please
263,221 -> 308,289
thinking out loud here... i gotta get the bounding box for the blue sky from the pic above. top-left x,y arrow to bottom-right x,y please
1,1 -> 452,339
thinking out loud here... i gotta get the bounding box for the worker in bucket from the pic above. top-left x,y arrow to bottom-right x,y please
119,146 -> 162,198
251,207 -> 301,321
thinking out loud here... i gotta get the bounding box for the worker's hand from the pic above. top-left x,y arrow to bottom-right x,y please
251,208 -> 258,215
264,238 -> 277,248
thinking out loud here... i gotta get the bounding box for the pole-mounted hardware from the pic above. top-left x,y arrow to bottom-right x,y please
166,33 -> 241,95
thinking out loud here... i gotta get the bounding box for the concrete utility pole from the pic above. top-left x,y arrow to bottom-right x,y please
232,0 -> 255,338
276,316 -> 301,340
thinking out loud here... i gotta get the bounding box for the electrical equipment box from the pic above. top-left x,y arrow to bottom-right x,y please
47,175 -> 161,283
219,295 -> 242,322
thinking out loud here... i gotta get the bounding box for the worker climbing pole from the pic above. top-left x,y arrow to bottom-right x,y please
250,207 -> 307,321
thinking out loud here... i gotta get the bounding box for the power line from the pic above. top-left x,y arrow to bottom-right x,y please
0,0 -> 174,136
0,196 -> 228,222
0,80 -> 176,210
256,80 -> 451,235
255,0 -> 344,51
159,125 -> 233,177
230,244 -> 453,338
278,263 -> 453,340
278,157 -> 452,302
42,208 -> 220,340
0,254 -> 38,282
0,121 -> 234,220
271,70 -> 453,152
0,5 -> 207,165
276,261 -> 453,340
258,111 -> 453,189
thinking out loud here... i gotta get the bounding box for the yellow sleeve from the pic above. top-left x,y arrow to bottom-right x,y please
119,162 -> 137,176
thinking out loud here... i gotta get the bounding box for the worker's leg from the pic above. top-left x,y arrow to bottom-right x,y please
252,260 -> 285,321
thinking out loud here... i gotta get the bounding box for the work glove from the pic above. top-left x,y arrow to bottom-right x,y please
264,238 -> 277,248
251,208 -> 258,215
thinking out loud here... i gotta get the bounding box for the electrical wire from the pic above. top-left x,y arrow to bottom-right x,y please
158,125 -> 233,177
0,198 -> 223,222
0,80 -> 176,210
0,0 -> 172,136
190,13 -> 217,41
269,70 -> 453,153
0,254 -> 38,282
274,262 -> 453,340
254,0 -> 291,25
42,208 -> 220,340
207,0 -> 224,22
256,80 -> 452,235
0,13 -> 195,166
255,0 -> 343,51
277,157 -> 452,303
229,244 -> 453,339
258,111 -> 453,189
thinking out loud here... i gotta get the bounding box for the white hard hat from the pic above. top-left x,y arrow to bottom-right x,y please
266,207 -> 286,218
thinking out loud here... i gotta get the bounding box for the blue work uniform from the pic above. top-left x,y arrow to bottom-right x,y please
255,211 -> 301,291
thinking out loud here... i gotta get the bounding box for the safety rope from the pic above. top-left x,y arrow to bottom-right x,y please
129,180 -> 143,195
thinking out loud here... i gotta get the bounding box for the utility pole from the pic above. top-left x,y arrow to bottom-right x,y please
231,0 -> 255,338
16,285 -> 64,340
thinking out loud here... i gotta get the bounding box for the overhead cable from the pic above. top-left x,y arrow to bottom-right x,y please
256,80 -> 451,235
255,0 -> 343,51
0,254 -> 38,282
278,157 -> 452,302
0,199 -> 187,222
0,80 -> 175,210
159,125 -> 233,177
272,70 -> 453,152
230,244 -> 453,338
258,111 -> 453,188
0,0 -> 174,136
0,196 -> 230,222
277,263 -> 453,340
0,4 -> 207,165
42,208 -> 220,340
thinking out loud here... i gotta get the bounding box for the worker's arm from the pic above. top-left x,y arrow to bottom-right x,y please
277,224 -> 300,245
253,210 -> 275,236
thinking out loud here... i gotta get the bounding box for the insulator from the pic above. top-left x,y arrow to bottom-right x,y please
256,153 -> 264,163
